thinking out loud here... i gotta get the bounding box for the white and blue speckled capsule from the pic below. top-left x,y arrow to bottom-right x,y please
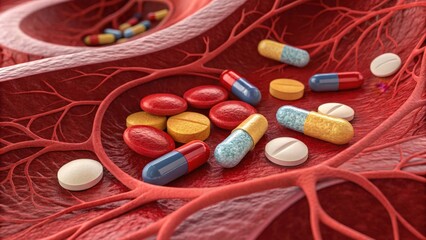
258,39 -> 310,67
215,114 -> 268,168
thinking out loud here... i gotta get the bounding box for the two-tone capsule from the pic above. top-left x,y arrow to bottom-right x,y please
215,114 -> 268,168
258,39 -> 310,67
276,106 -> 354,144
124,20 -> 151,38
119,13 -> 142,31
147,9 -> 168,21
220,70 -> 261,106
83,34 -> 115,46
142,140 -> 210,185
103,28 -> 122,39
309,72 -> 364,92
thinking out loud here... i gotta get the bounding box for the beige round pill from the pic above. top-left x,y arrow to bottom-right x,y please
269,79 -> 304,100
57,159 -> 103,191
370,53 -> 401,77
167,112 -> 210,143
265,137 -> 308,167
318,103 -> 355,121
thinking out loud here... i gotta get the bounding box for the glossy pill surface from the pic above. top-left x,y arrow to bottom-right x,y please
309,72 -> 364,92
258,39 -> 310,67
123,20 -> 151,38
57,159 -> 103,191
126,111 -> 167,129
142,140 -> 210,185
215,114 -> 268,168
119,13 -> 142,31
103,28 -> 122,39
220,70 -> 261,106
123,125 -> 175,158
276,105 -> 354,144
318,103 -> 355,121
209,100 -> 257,130
183,85 -> 228,109
265,137 -> 308,167
140,93 -> 187,116
269,79 -> 305,100
167,112 -> 210,143
147,9 -> 168,21
83,34 -> 115,46
370,53 -> 401,77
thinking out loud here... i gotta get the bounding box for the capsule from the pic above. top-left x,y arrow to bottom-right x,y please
103,28 -> 122,39
119,13 -> 142,31
83,34 -> 115,46
309,72 -> 364,92
147,9 -> 168,21
142,140 -> 210,185
220,70 -> 262,106
276,106 -> 354,144
258,39 -> 310,67
215,114 -> 268,168
123,20 -> 151,38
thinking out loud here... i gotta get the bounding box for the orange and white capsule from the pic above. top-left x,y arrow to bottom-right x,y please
147,9 -> 168,21
84,34 -> 115,46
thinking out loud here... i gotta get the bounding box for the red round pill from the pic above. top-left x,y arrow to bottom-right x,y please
209,100 -> 257,130
123,125 -> 175,158
183,85 -> 228,109
140,93 -> 187,116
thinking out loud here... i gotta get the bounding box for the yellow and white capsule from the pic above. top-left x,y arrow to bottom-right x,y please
147,9 -> 168,21
84,34 -> 115,46
258,39 -> 310,67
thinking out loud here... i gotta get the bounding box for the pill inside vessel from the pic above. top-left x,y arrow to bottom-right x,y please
258,39 -> 310,67
309,72 -> 364,92
265,137 -> 308,167
140,93 -> 187,116
318,103 -> 355,121
220,70 -> 261,106
269,79 -> 305,100
370,53 -> 402,77
57,159 -> 103,191
209,100 -> 257,130
126,111 -> 167,129
167,112 -> 210,143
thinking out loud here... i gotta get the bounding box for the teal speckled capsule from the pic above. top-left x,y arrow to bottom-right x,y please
215,114 -> 268,168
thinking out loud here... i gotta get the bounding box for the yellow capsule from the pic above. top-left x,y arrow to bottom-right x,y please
126,112 -> 167,130
148,9 -> 168,21
167,112 -> 210,143
234,113 -> 268,147
83,34 -> 115,46
119,23 -> 132,31
258,39 -> 310,67
116,38 -> 129,44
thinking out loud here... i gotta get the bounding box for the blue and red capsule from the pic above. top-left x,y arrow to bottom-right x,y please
220,70 -> 262,106
309,72 -> 364,92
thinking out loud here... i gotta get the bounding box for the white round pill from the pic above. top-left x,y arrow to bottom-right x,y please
57,159 -> 103,191
318,102 -> 355,121
265,137 -> 308,167
370,53 -> 401,77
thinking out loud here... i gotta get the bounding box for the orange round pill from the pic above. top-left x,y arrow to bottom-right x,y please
167,112 -> 210,143
269,79 -> 305,100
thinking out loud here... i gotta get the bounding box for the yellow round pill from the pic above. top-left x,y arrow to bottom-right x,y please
167,112 -> 210,143
269,79 -> 305,100
126,112 -> 167,130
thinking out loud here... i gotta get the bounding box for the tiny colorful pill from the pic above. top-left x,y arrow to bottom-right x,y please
123,20 -> 151,38
140,93 -> 187,116
126,111 -> 167,129
147,9 -> 169,21
83,34 -> 115,46
116,38 -> 129,44
209,100 -> 257,130
142,140 -> 210,185
215,114 -> 268,168
123,125 -> 175,158
318,103 -> 355,121
167,112 -> 210,143
57,159 -> 103,191
370,53 -> 401,77
265,137 -> 308,167
220,70 -> 261,106
276,105 -> 354,145
309,72 -> 364,92
103,28 -> 122,39
258,39 -> 310,67
119,13 -> 142,31
183,85 -> 228,109
269,79 -> 305,101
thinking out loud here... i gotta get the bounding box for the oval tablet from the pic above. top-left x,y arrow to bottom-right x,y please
126,111 -> 167,129
265,137 -> 308,167
57,159 -> 103,191
167,112 -> 210,143
209,100 -> 257,130
123,125 -> 175,158
140,93 -> 187,116
318,103 -> 355,121
183,85 -> 228,109
269,79 -> 304,100
370,53 -> 401,77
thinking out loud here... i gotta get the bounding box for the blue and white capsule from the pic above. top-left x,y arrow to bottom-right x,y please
215,114 -> 268,168
258,39 -> 310,67
220,70 -> 262,106
123,20 -> 151,38
103,28 -> 122,39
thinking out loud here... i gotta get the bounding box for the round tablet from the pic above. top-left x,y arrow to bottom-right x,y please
370,53 -> 402,77
318,102 -> 354,121
57,159 -> 103,191
269,79 -> 304,100
140,93 -> 187,116
167,112 -> 210,143
183,85 -> 228,109
126,111 -> 167,129
123,125 -> 175,158
209,100 -> 257,130
265,137 -> 308,167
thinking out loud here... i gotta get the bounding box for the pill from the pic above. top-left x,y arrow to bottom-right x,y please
309,72 -> 364,92
269,79 -> 305,100
370,53 -> 402,77
318,103 -> 355,121
126,111 -> 167,129
83,34 -> 115,46
123,20 -> 151,38
123,125 -> 175,158
142,140 -> 210,185
57,159 -> 103,191
258,39 -> 310,67
147,9 -> 169,21
183,85 -> 228,109
209,100 -> 257,130
215,114 -> 268,168
265,137 -> 308,167
140,93 -> 187,116
167,112 -> 210,143
220,70 -> 261,106
103,28 -> 122,39
116,38 -> 129,44
119,13 -> 142,31
276,105 -> 354,144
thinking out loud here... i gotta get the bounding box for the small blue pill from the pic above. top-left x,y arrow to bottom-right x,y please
104,28 -> 122,39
